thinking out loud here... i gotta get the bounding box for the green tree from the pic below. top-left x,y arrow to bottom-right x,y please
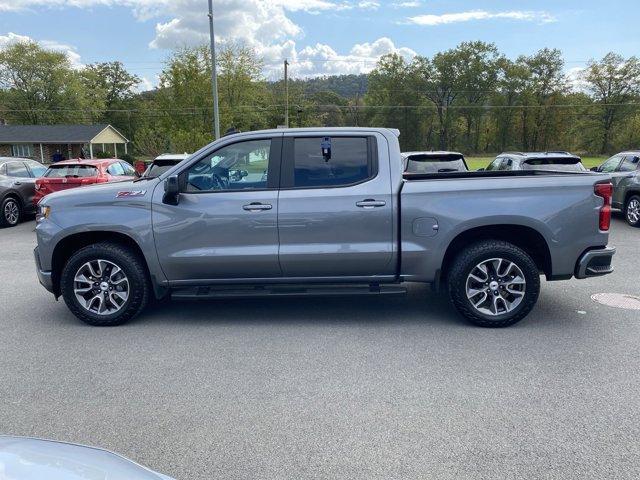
583,52 -> 640,153
0,41 -> 88,124
454,41 -> 501,151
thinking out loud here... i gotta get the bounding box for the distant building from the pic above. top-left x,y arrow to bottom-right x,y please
0,124 -> 129,163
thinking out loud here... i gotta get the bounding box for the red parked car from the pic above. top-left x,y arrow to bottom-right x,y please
34,158 -> 137,205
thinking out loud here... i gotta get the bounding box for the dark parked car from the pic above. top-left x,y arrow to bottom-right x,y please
591,151 -> 640,226
0,157 -> 47,227
485,152 -> 587,172
402,151 -> 469,173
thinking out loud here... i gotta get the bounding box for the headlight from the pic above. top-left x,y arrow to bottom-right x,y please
36,205 -> 51,222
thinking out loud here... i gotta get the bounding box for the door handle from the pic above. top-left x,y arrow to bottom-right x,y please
356,199 -> 386,209
243,202 -> 272,211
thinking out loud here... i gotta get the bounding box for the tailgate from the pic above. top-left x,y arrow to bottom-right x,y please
36,177 -> 95,195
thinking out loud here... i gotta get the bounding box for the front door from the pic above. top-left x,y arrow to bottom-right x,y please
611,155 -> 639,207
152,136 -> 282,282
277,134 -> 394,278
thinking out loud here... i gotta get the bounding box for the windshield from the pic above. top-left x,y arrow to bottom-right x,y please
143,160 -> 182,178
44,164 -> 98,178
523,158 -> 586,172
404,155 -> 468,173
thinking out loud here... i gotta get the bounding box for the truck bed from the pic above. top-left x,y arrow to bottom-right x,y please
399,170 -> 611,282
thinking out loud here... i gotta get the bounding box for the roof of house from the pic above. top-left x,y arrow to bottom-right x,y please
0,124 -> 127,143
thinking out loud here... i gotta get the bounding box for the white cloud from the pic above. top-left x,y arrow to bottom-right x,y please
286,37 -> 416,78
393,1 -> 420,7
407,10 -> 556,26
0,32 -> 83,68
358,1 -> 379,10
0,0 -> 416,77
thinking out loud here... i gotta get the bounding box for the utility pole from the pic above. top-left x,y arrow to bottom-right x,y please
207,0 -> 221,139
284,59 -> 289,128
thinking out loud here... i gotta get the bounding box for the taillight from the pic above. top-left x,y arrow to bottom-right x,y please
95,177 -> 109,184
594,182 -> 613,231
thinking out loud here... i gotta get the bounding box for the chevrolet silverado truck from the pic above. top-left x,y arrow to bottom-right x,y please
34,128 -> 615,328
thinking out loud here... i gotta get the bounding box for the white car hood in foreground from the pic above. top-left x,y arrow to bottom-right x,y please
0,436 -> 174,480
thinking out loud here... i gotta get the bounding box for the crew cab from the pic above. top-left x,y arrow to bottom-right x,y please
34,158 -> 137,205
34,128 -> 615,328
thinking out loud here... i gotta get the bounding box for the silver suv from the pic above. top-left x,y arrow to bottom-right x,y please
485,151 -> 587,173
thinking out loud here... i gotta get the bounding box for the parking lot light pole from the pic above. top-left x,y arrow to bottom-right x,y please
208,0 -> 221,140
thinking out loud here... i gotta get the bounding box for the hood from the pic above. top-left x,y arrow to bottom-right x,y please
0,436 -> 175,480
40,179 -> 158,208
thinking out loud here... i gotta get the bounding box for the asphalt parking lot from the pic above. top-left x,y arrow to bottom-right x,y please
1,215 -> 639,480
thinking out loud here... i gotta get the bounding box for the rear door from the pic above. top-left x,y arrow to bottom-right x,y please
4,161 -> 35,211
277,134 -> 394,278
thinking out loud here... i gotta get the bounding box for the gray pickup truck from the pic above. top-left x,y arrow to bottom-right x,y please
34,128 -> 615,328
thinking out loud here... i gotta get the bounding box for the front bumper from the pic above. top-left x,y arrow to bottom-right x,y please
575,246 -> 616,279
34,247 -> 54,293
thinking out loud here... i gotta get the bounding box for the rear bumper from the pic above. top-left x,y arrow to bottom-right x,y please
34,247 -> 54,293
575,246 -> 615,279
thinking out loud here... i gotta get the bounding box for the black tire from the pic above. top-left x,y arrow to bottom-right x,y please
60,242 -> 150,326
624,195 -> 640,227
0,196 -> 22,228
447,240 -> 540,328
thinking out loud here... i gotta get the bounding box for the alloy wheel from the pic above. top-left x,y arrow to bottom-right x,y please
73,259 -> 130,315
627,199 -> 640,224
4,200 -> 19,225
465,258 -> 526,316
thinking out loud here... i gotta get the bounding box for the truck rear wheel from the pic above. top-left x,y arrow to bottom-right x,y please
447,240 -> 540,328
60,242 -> 150,326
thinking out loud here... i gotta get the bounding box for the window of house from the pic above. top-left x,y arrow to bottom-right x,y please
11,144 -> 32,158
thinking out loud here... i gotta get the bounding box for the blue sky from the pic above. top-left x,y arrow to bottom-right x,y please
0,0 -> 638,89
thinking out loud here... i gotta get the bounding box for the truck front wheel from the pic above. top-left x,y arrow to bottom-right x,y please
60,242 -> 150,326
447,240 -> 540,328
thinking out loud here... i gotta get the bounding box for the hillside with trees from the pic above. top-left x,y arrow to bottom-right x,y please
0,39 -> 639,157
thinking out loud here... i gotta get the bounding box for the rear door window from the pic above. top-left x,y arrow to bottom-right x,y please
26,161 -> 47,178
618,156 -> 640,172
107,162 -> 125,176
523,158 -> 586,172
45,165 -> 98,178
120,162 -> 136,176
291,137 -> 372,188
5,162 -> 30,178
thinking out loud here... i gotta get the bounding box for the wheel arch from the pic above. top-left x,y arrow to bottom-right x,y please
440,224 -> 552,283
51,231 -> 160,298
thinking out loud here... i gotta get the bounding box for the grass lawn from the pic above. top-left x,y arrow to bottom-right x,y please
466,156 -> 606,171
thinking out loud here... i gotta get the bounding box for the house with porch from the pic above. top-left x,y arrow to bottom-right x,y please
0,124 -> 129,163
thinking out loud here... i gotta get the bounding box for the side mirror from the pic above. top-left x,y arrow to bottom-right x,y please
477,168 -> 485,171
163,175 -> 180,205
590,166 -> 599,172
241,170 -> 248,178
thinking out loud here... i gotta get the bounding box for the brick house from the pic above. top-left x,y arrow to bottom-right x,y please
0,124 -> 129,163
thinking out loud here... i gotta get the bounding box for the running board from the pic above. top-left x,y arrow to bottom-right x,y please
171,284 -> 407,300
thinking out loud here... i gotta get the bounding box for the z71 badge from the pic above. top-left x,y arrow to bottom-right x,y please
116,190 -> 147,198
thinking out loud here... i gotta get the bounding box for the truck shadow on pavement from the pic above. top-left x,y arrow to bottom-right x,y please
133,284 -> 575,329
